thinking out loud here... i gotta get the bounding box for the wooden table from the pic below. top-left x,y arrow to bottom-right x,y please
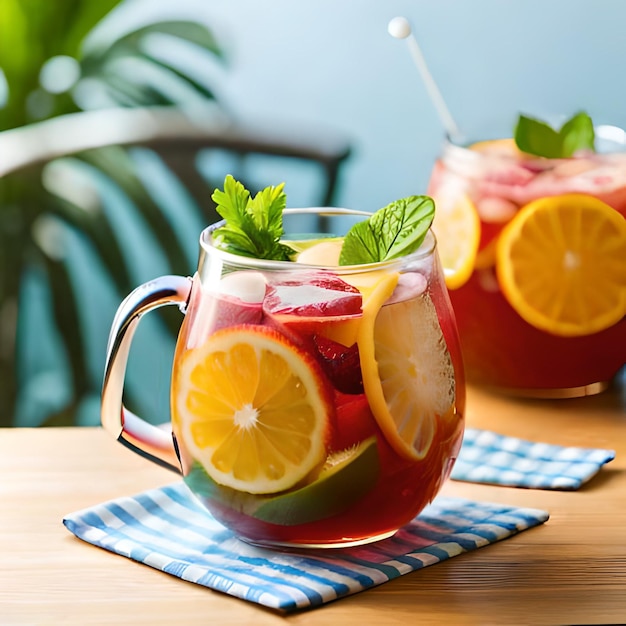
2,379 -> 625,625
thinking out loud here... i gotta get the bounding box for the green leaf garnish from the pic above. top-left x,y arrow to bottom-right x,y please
514,111 -> 595,158
211,176 -> 435,266
339,196 -> 435,265
211,175 -> 293,260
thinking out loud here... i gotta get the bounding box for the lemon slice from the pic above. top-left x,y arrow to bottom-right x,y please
173,325 -> 330,494
317,269 -> 399,347
292,238 -> 343,264
357,284 -> 456,460
432,193 -> 481,289
496,193 -> 626,337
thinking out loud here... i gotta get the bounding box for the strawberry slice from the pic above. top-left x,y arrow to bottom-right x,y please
330,391 -> 404,473
264,272 -> 362,317
263,272 -> 365,393
313,335 -> 363,394
330,391 -> 377,451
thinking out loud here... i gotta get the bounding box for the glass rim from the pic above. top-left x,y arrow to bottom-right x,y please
441,123 -> 626,158
199,207 -> 437,273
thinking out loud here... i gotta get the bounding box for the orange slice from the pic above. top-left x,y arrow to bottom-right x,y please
496,194 -> 626,337
469,138 -> 519,155
431,193 -> 481,289
357,287 -> 456,460
173,325 -> 330,494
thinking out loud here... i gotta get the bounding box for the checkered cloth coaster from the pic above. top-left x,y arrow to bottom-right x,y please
451,428 -> 616,490
63,483 -> 548,612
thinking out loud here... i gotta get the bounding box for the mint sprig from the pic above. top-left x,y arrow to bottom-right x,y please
514,112 -> 595,158
211,175 -> 293,260
339,196 -> 435,265
211,176 -> 436,266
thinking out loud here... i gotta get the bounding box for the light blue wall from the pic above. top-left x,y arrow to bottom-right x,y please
32,0 -> 622,428
120,0 -> 626,211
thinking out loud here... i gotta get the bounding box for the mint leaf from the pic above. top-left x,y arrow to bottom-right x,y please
211,175 -> 293,260
514,115 -> 562,158
559,112 -> 595,156
339,196 -> 435,265
514,112 -> 595,158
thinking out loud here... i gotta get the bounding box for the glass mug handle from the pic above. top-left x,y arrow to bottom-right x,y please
101,275 -> 192,472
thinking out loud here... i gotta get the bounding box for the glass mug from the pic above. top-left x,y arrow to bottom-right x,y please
428,131 -> 626,398
102,208 -> 465,548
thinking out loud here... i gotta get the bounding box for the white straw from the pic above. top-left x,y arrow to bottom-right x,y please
388,16 -> 461,140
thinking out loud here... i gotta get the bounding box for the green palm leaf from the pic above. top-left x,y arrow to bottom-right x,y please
46,176 -> 133,294
0,3 -> 228,427
78,20 -> 225,109
77,147 -> 191,276
0,0 -> 125,129
40,247 -> 89,401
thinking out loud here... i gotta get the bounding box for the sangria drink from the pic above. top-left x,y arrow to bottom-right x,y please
428,114 -> 626,397
170,178 -> 465,547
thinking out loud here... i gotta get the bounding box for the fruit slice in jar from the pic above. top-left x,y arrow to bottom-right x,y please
431,193 -> 481,289
184,436 -> 380,526
252,436 -> 380,525
496,193 -> 626,337
469,138 -> 519,155
358,289 -> 456,461
263,270 -> 364,348
291,237 -> 344,264
173,325 -> 331,494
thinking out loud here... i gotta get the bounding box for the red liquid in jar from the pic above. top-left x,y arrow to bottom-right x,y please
428,142 -> 626,394
171,265 -> 464,546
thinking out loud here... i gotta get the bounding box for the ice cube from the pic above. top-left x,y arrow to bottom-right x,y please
186,271 -> 266,347
218,271 -> 267,303
386,272 -> 428,305
264,272 -> 362,317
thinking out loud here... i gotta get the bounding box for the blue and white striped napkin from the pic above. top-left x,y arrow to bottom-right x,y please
63,483 -> 548,612
451,428 -> 616,490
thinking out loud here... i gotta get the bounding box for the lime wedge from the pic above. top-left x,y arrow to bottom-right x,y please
185,436 -> 380,526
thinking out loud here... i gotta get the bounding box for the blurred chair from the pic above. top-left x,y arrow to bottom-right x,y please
0,106 -> 351,213
0,106 -> 352,427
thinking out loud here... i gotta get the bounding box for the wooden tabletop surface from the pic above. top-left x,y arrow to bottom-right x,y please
2,378 -> 625,625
